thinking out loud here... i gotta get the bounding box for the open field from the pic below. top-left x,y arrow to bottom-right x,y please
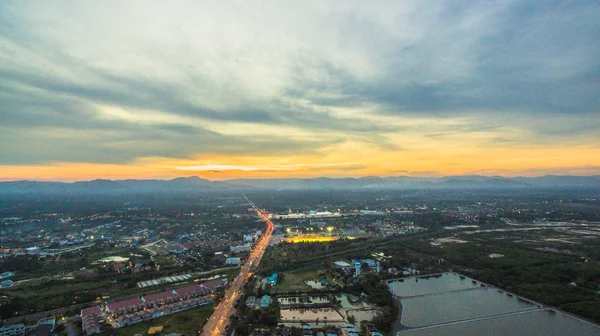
277,269 -> 327,292
347,309 -> 381,323
280,308 -> 344,322
336,293 -> 363,309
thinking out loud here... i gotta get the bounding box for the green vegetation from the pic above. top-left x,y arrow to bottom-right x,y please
232,299 -> 280,335
348,275 -> 398,333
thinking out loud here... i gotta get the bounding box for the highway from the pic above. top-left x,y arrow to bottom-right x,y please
200,196 -> 274,335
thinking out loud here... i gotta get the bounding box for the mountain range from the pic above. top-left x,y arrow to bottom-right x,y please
1,175 -> 600,194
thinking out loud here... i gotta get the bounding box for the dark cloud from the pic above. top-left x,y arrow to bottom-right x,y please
0,120 -> 343,165
1,66 -> 395,133
0,71 -> 345,164
289,1 -> 600,116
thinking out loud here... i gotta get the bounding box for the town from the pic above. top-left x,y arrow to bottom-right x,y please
1,188 -> 600,335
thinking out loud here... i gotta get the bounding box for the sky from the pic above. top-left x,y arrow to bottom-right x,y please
1,0 -> 599,181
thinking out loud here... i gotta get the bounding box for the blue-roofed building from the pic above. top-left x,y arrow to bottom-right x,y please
266,273 -> 278,285
246,296 -> 256,308
0,271 -> 14,279
225,257 -> 241,266
259,295 -> 271,308
0,280 -> 14,288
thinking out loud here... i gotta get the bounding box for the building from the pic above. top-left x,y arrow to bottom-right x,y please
344,228 -> 366,235
259,295 -> 271,308
243,234 -> 254,243
0,271 -> 14,279
0,324 -> 25,336
26,247 -> 41,255
0,280 -> 14,288
266,273 -> 278,285
202,278 -> 228,292
172,283 -> 210,300
142,290 -> 175,305
393,210 -> 414,215
225,257 -> 241,266
246,296 -> 256,308
326,327 -> 339,336
81,307 -> 102,335
106,282 -> 214,329
333,261 -> 353,271
402,267 -> 419,276
230,243 -> 252,253
352,259 -> 377,269
106,297 -> 143,314
308,211 -> 336,218
354,262 -> 361,277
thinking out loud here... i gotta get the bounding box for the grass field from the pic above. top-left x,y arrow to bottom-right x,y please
277,268 -> 328,292
115,304 -> 214,336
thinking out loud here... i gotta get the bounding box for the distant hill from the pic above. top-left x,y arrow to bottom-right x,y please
1,175 -> 599,194
0,176 -> 228,194
226,175 -> 600,190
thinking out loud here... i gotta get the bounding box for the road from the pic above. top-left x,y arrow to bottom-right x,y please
200,196 -> 274,336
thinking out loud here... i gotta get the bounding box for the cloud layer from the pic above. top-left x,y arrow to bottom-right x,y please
0,0 -> 599,179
